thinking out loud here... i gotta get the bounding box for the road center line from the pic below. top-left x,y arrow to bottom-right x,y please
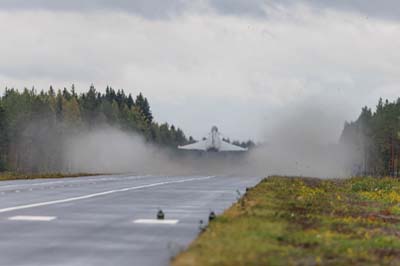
0,176 -> 214,214
9,216 -> 56,221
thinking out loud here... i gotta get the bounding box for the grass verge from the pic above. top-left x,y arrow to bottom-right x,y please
173,176 -> 400,266
0,172 -> 104,181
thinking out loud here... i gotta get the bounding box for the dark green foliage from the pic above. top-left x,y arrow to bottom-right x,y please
0,85 -> 189,173
221,137 -> 255,149
135,93 -> 153,124
188,136 -> 195,144
0,102 -> 7,171
232,140 -> 256,149
340,98 -> 400,176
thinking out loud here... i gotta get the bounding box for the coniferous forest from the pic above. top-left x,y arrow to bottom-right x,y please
0,85 -> 192,173
340,98 -> 400,176
2,84 -> 398,177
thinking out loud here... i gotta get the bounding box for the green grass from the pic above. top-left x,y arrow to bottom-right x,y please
173,176 -> 400,266
0,172 -> 104,181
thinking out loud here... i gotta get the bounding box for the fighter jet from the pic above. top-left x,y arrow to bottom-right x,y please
178,126 -> 248,152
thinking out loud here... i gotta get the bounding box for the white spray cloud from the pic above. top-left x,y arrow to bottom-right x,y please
61,109 -> 352,178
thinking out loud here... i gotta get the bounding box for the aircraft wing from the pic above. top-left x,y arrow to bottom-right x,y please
178,140 -> 208,151
219,141 -> 248,152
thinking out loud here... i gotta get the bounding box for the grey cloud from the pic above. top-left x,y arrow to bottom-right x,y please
0,4 -> 399,141
210,0 -> 400,20
209,0 -> 269,17
0,0 -> 188,19
1,0 -> 400,20
303,0 -> 400,20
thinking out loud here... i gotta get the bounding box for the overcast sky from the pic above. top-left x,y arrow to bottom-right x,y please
0,0 -> 399,141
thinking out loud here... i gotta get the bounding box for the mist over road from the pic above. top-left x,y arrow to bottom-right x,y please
0,174 -> 261,266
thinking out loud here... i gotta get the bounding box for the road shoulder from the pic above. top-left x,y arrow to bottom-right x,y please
0,172 -> 105,182
172,176 -> 400,266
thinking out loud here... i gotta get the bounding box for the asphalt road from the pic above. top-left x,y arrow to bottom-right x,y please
0,174 -> 262,266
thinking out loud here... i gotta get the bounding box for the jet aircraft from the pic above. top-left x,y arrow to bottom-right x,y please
178,126 -> 248,152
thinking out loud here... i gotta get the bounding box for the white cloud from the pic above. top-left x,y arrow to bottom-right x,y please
0,5 -> 399,141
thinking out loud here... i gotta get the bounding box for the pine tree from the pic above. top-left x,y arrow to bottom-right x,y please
55,90 -> 64,122
0,102 -> 7,170
175,128 -> 187,146
71,84 -> 77,98
81,84 -> 99,125
135,93 -> 153,124
127,94 -> 134,109
49,85 -> 55,96
63,97 -> 82,127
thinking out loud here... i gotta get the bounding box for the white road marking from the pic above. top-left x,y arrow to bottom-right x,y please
8,216 -> 56,221
0,175 -> 150,190
134,219 -> 179,225
0,176 -> 214,214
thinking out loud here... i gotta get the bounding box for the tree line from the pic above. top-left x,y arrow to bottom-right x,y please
222,138 -> 256,149
340,98 -> 400,176
0,85 -> 191,172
